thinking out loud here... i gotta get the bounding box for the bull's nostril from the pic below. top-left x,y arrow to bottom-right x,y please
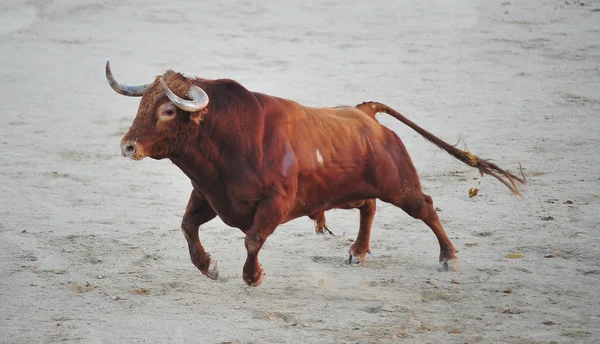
121,142 -> 137,157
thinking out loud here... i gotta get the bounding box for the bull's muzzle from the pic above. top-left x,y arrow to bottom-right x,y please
120,140 -> 145,160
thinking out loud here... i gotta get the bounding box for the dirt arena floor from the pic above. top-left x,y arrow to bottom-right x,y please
1,0 -> 599,343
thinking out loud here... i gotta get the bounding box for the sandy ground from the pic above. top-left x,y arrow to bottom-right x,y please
1,0 -> 600,343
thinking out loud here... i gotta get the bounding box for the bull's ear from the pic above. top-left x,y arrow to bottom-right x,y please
190,108 -> 209,125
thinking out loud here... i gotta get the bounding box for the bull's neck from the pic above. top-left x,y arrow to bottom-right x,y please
169,88 -> 265,193
169,133 -> 259,195
169,142 -> 220,192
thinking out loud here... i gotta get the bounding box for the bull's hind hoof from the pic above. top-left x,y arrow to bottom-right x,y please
347,245 -> 369,265
321,225 -> 335,236
315,225 -> 335,236
347,253 -> 366,265
440,258 -> 458,272
439,247 -> 458,271
206,259 -> 219,280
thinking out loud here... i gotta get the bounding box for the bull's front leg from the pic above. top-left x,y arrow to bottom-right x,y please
182,190 -> 218,279
242,197 -> 288,287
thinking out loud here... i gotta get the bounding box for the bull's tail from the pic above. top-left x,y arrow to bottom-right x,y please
356,101 -> 526,196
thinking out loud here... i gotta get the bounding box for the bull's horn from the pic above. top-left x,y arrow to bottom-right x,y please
160,77 -> 209,112
105,58 -> 150,97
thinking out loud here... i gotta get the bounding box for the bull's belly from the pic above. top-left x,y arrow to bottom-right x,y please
284,175 -> 377,222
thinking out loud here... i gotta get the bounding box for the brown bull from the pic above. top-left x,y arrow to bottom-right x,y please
106,59 -> 525,286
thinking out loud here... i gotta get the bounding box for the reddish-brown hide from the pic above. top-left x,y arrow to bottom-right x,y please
109,64 -> 525,286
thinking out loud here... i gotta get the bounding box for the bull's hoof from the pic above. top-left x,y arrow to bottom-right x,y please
439,246 -> 458,271
347,244 -> 370,265
439,257 -> 458,272
243,264 -> 264,287
315,225 -> 335,236
206,259 -> 219,280
321,225 -> 335,236
346,253 -> 366,265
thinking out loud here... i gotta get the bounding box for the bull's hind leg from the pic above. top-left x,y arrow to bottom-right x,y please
308,211 -> 334,235
347,199 -> 376,264
182,190 -> 218,279
394,193 -> 457,270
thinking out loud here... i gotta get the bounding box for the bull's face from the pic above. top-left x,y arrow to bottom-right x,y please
106,59 -> 209,160
120,96 -> 184,160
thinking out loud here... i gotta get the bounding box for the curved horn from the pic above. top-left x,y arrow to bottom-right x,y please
105,58 -> 150,97
160,77 -> 209,112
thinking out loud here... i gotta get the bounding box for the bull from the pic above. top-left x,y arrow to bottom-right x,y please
106,59 -> 525,286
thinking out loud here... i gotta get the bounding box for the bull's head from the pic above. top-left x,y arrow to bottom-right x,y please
106,59 -> 209,160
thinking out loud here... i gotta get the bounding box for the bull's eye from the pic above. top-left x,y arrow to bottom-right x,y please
158,103 -> 177,121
